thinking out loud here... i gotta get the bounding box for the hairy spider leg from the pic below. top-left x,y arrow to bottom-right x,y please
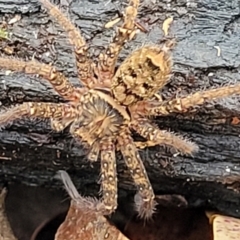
0,102 -> 77,131
142,84 -> 240,116
70,129 -> 118,215
131,120 -> 198,155
40,0 -> 96,87
99,139 -> 118,215
0,58 -> 84,101
96,0 -> 139,86
88,141 -> 100,162
118,132 -> 156,219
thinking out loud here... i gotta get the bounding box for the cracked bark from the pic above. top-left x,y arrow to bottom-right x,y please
0,0 -> 240,220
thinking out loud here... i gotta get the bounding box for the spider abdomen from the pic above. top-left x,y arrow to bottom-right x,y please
112,45 -> 173,105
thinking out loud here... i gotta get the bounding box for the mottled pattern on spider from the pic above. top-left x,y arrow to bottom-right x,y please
1,0 -> 240,219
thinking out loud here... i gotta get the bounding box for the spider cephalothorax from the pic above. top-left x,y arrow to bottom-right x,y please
1,0 -> 240,219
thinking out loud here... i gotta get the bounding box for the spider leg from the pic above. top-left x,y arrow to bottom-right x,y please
51,118 -> 77,132
40,0 -> 96,87
131,120 -> 198,155
0,58 -> 85,101
118,133 -> 156,219
72,126 -> 118,215
134,140 -> 161,149
0,102 -> 77,131
95,0 -> 139,86
142,84 -> 240,116
87,141 -> 100,162
99,139 -> 118,215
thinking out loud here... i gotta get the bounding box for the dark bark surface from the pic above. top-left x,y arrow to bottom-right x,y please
0,0 -> 240,219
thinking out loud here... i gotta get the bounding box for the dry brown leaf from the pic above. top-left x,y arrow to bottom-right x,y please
55,171 -> 129,240
206,211 -> 240,240
0,188 -> 18,240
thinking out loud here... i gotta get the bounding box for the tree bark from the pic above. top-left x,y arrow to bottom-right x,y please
0,0 -> 240,218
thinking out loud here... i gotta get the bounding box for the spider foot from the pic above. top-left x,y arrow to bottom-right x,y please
131,120 -> 198,155
118,133 -> 156,219
0,104 -> 29,129
134,192 -> 157,220
147,84 -> 240,115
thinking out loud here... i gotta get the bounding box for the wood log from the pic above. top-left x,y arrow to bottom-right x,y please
0,0 -> 240,219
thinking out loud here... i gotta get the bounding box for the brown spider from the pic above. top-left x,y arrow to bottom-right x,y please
1,0 -> 240,219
